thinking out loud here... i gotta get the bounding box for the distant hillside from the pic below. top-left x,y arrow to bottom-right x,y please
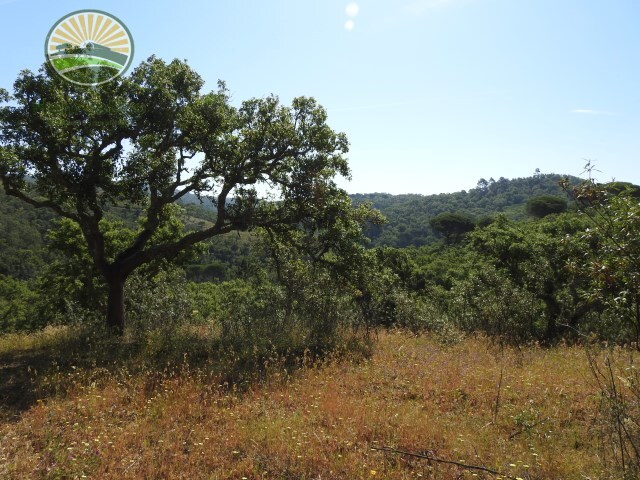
0,173 -> 616,280
0,188 -> 56,279
0,186 -> 254,282
177,173 -> 586,248
353,174 -> 582,247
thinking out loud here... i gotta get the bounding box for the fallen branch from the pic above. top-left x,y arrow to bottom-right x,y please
371,446 -> 519,479
509,417 -> 547,440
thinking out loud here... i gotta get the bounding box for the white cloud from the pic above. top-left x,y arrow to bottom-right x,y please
344,19 -> 355,31
572,109 -> 614,116
346,2 -> 360,17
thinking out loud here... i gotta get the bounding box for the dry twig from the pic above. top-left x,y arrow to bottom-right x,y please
372,446 -> 519,479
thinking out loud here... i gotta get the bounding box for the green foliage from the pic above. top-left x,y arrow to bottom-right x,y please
526,195 -> 568,218
187,214 -> 433,354
1,57 -> 361,332
186,231 -> 264,282
35,218 -> 106,321
0,186 -> 55,279
412,243 -> 475,290
186,264 -> 361,358
354,173 -> 580,247
34,205 -> 199,327
569,181 -> 640,344
450,266 -> 545,342
0,275 -> 39,332
215,278 -> 289,344
463,214 -> 597,342
398,181 -> 640,346
186,281 -> 224,325
429,212 -> 475,244
407,211 -> 604,344
603,181 -> 640,198
125,267 -> 192,335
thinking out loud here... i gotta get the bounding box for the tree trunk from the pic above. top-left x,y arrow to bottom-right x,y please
106,276 -> 126,335
543,295 -> 560,342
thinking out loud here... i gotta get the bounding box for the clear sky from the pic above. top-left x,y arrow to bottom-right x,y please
1,0 -> 638,194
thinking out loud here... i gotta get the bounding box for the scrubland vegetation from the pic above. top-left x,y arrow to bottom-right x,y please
1,328 -> 631,479
2,58 -> 640,478
4,176 -> 639,479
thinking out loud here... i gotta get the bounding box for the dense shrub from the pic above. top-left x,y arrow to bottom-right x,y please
429,212 -> 475,244
449,267 -> 545,343
526,195 -> 568,218
0,275 -> 39,332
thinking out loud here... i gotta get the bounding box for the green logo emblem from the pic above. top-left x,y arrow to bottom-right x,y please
44,10 -> 134,86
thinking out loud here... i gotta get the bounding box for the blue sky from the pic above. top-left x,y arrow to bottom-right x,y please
1,0 -> 638,194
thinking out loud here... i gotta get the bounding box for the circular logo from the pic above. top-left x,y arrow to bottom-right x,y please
45,10 -> 134,86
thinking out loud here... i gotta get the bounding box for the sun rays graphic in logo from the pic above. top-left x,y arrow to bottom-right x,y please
45,10 -> 134,86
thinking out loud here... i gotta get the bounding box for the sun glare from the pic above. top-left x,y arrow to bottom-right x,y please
345,2 -> 360,17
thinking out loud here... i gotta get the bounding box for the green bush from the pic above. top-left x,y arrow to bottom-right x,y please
125,267 -> 192,335
429,212 -> 476,244
449,267 -> 545,343
526,195 -> 567,218
0,275 -> 39,332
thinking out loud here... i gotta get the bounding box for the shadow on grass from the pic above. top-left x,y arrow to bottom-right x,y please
0,327 -> 144,420
0,325 -> 372,421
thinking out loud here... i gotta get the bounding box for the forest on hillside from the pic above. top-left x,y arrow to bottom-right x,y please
0,172 -> 584,283
3,170 -> 640,347
2,57 -> 640,479
353,173 -> 582,247
3,169 -> 640,478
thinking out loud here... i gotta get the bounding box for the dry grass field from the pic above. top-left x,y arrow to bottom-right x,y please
0,329 -> 623,479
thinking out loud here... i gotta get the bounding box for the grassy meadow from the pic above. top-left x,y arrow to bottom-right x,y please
0,328 -> 623,479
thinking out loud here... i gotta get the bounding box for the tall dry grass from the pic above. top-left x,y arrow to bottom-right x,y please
0,330 -> 613,479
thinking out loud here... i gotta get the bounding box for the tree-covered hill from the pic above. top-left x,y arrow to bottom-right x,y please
0,185 -> 255,283
0,173 -> 615,281
0,187 -> 56,279
353,173 -> 582,247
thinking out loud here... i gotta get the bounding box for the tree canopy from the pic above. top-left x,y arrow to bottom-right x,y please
526,195 -> 568,218
0,57 -> 374,333
429,212 -> 475,244
352,174 -> 581,247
